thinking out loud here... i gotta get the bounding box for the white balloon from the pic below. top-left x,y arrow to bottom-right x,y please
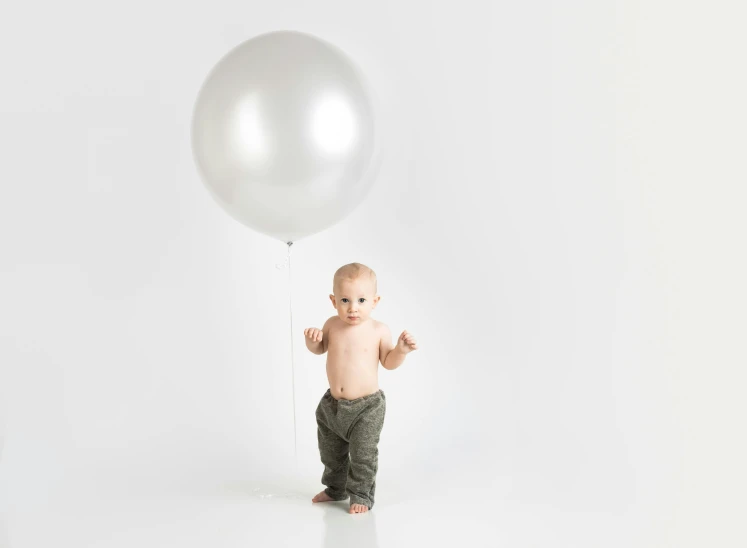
191,30 -> 382,243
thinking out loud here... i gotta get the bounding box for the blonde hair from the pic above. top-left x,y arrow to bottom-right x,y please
332,263 -> 377,295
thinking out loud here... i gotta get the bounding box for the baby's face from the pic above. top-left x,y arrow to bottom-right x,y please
330,279 -> 380,325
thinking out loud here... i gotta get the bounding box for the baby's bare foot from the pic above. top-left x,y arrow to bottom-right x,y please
312,490 -> 335,503
349,503 -> 369,514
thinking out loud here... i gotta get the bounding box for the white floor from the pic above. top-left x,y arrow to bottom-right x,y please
0,433 -> 698,548
0,471 -> 678,548
1,480 -> 507,548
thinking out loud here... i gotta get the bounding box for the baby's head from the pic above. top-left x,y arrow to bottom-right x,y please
330,262 -> 380,325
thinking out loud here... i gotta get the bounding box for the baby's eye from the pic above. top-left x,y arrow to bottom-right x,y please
358,298 -> 366,303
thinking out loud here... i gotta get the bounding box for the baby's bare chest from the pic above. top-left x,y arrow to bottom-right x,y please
328,326 -> 380,361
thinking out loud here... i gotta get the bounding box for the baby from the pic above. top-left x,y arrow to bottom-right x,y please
305,262 -> 418,514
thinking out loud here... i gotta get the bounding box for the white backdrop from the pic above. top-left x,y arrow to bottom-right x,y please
1,1 -> 745,547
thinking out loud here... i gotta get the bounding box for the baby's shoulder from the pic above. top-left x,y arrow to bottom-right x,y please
372,319 -> 390,336
324,315 -> 341,330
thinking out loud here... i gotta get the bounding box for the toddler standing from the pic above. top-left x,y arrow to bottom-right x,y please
305,263 -> 418,514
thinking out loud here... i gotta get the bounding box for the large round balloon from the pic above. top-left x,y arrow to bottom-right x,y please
191,30 -> 381,244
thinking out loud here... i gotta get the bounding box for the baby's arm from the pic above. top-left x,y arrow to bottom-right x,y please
304,316 -> 334,355
379,324 -> 402,370
379,323 -> 417,370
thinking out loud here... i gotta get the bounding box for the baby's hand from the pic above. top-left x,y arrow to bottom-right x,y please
396,330 -> 418,353
304,327 -> 323,343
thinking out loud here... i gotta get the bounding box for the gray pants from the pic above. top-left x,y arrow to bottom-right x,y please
315,388 -> 386,509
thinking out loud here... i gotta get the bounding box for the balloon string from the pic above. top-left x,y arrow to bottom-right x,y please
275,242 -> 297,470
